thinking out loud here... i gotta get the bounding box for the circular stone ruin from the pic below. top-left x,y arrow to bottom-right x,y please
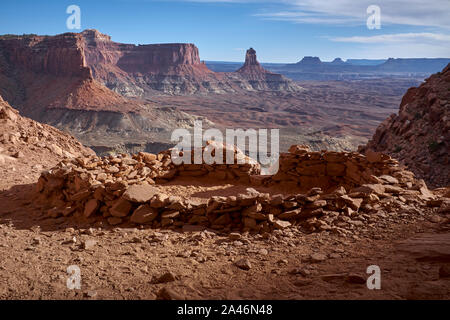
36,142 -> 438,234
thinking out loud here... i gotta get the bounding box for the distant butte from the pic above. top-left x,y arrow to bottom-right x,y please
237,47 -> 272,77
77,31 -> 302,95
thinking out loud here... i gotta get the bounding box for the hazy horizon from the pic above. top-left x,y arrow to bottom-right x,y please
1,0 -> 449,62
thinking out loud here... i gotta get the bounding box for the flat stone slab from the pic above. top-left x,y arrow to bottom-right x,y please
122,184 -> 159,203
395,232 -> 450,262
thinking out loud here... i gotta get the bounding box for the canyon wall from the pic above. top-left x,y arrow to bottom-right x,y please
78,29 -> 302,95
363,63 -> 450,188
0,31 -> 210,154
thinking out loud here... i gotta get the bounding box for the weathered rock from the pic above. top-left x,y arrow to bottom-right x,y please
110,199 -> 132,217
150,193 -> 169,208
130,204 -> 158,224
182,225 -> 206,232
153,272 -> 176,284
346,273 -> 366,284
310,253 -> 327,263
229,232 -> 242,240
81,239 -> 98,250
122,184 -> 159,203
84,199 -> 99,217
107,217 -> 123,225
278,209 -> 301,220
439,265 -> 450,278
351,184 -> 385,196
340,195 -> 363,211
273,220 -> 291,229
157,287 -> 184,300
379,175 -> 399,184
364,64 -> 450,188
235,258 -> 252,270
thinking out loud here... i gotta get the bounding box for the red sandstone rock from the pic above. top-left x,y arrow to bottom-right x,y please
236,48 -> 269,79
122,184 -> 159,203
130,204 -> 159,224
363,63 -> 450,187
0,94 -> 94,189
235,48 -> 301,92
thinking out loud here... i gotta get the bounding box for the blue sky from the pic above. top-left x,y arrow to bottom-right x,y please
0,0 -> 449,62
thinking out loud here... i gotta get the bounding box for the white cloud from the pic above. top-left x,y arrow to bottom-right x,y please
169,0 -> 450,58
331,33 -> 450,43
345,43 -> 450,59
183,0 -> 450,28
329,33 -> 450,59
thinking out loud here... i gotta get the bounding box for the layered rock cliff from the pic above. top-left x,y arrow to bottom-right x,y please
363,64 -> 450,187
0,31 -> 212,154
0,32 -> 137,118
0,30 -> 301,99
78,30 -> 302,95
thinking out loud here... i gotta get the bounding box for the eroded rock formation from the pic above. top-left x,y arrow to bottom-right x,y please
80,31 -> 302,95
0,32 -> 211,153
0,30 -> 301,97
235,48 -> 300,91
363,64 -> 450,187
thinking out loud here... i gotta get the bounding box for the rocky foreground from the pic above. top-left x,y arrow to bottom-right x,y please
0,80 -> 449,299
1,139 -> 449,299
0,94 -> 94,189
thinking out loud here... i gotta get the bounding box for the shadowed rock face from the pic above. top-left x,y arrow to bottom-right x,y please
363,63 -> 450,188
243,48 -> 259,67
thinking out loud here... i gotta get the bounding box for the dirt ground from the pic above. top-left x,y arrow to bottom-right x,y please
0,176 -> 449,300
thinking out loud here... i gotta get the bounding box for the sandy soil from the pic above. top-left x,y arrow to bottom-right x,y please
0,176 -> 448,300
149,79 -> 421,152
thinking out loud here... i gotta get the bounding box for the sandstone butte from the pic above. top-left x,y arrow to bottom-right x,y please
0,30 -> 302,111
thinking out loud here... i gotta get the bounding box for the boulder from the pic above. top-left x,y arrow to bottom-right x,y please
84,199 -> 99,217
130,204 -> 159,224
110,198 -> 132,217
